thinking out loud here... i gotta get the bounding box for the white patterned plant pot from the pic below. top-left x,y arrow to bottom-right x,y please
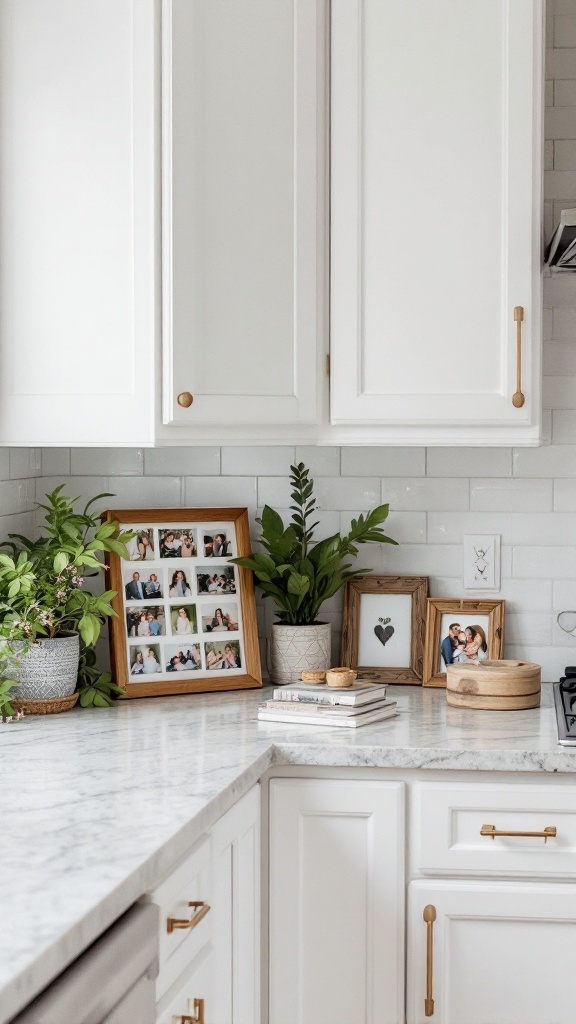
10,633 -> 80,700
270,622 -> 331,685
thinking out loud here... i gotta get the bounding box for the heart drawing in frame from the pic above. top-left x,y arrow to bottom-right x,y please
374,616 -> 394,647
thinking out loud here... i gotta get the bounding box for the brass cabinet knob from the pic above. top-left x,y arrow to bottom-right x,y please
177,391 -> 194,408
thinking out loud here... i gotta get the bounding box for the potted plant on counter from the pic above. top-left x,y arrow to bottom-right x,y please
232,463 -> 397,683
0,486 -> 132,716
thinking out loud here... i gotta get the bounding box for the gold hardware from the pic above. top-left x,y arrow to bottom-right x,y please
167,901 -> 210,934
480,824 -> 556,843
177,391 -> 194,408
171,998 -> 204,1023
423,904 -> 436,1017
512,306 -> 525,408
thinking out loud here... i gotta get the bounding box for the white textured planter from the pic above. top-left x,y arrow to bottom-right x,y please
270,622 -> 331,685
10,633 -> 80,700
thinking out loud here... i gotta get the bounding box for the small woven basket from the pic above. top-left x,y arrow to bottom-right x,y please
12,692 -> 79,715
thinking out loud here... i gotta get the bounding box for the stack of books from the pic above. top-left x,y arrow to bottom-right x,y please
257,680 -> 397,728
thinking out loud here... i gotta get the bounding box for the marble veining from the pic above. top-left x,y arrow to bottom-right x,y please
0,684 -> 573,1022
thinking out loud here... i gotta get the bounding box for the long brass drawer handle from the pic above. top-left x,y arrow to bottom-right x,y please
167,901 -> 210,934
423,904 -> 436,1017
512,306 -> 525,408
480,824 -> 556,843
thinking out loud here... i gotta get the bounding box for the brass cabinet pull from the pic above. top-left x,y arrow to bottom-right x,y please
423,904 -> 436,1017
172,1005 -> 204,1024
512,306 -> 525,408
480,824 -> 556,843
167,900 -> 210,934
177,391 -> 194,408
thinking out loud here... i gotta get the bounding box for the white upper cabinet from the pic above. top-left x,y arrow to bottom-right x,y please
162,0 -> 325,430
331,0 -> 544,445
0,0 -> 157,446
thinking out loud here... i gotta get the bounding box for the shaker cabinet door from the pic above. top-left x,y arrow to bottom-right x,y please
331,0 -> 543,445
0,0 -> 157,446
163,0 -> 324,428
407,880 -> 576,1024
269,778 -> 405,1024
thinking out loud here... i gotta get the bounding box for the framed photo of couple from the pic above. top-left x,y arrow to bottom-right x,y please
104,507 -> 262,698
423,598 -> 505,687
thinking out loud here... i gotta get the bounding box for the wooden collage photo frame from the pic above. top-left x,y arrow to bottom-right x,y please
104,507 -> 262,698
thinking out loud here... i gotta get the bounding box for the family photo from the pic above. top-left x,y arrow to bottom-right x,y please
201,603 -> 239,633
168,569 -> 193,597
203,532 -> 231,558
126,606 -> 165,638
205,640 -> 241,670
439,616 -> 489,669
126,529 -> 155,561
165,645 -> 202,672
159,529 -> 197,558
196,566 -> 236,595
170,605 -> 198,635
124,570 -> 163,601
129,644 -> 162,675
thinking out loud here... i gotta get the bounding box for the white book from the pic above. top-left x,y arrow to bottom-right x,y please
262,697 -> 395,717
272,681 -> 387,707
257,702 -> 397,729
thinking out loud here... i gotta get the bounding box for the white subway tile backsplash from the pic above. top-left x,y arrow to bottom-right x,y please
543,375 -> 576,409
546,104 -> 576,136
553,579 -> 576,611
38,477 -> 111,511
470,478 -> 553,512
555,14 -> 576,47
427,511 -> 511,544
552,304 -> 576,338
144,447 -> 220,476
258,476 -> 381,512
381,478 -> 469,511
498,579 -> 553,613
506,613 -> 552,645
505,645 -> 575,680
0,511 -> 37,540
382,542 -> 462,577
185,475 -> 257,510
554,477 -> 576,509
543,341 -> 576,374
513,545 -> 576,579
0,450 -> 11,481
513,444 -> 576,477
554,138 -> 576,168
0,479 -> 35,517
295,446 -> 340,477
426,447 -> 511,478
545,169 -> 576,197
552,409 -> 576,442
71,448 -> 144,476
106,476 -> 182,508
551,274 -> 576,306
41,448 -> 70,477
221,446 -> 294,476
9,448 -> 41,480
340,446 -> 425,477
555,79 -> 576,105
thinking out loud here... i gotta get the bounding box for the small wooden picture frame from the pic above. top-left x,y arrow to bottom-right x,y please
423,598 -> 505,688
104,507 -> 262,698
340,576 -> 429,684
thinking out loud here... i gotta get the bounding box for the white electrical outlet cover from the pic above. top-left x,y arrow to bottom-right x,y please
463,534 -> 501,592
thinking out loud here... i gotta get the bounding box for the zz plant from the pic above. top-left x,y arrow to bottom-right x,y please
232,463 -> 397,625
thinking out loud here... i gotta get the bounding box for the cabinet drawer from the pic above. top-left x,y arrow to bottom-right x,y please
146,835 -> 212,999
413,782 -> 576,877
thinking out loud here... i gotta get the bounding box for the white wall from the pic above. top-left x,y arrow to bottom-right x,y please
5,4 -> 576,682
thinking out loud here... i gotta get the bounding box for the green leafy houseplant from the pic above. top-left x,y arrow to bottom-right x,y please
0,486 -> 132,715
232,463 -> 397,625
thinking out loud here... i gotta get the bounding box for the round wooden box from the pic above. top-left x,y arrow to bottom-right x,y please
446,659 -> 541,710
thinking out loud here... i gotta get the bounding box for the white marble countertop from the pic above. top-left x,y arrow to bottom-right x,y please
1,683 -> 573,1022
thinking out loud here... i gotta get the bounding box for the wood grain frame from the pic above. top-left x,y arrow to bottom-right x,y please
423,598 -> 505,688
340,576 -> 429,684
104,507 -> 262,698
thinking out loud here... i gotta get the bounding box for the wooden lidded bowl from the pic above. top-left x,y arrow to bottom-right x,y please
446,659 -> 541,710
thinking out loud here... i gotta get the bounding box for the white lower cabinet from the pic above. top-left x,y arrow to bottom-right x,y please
406,880 -> 576,1024
149,783 -> 260,1024
268,777 -> 405,1024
